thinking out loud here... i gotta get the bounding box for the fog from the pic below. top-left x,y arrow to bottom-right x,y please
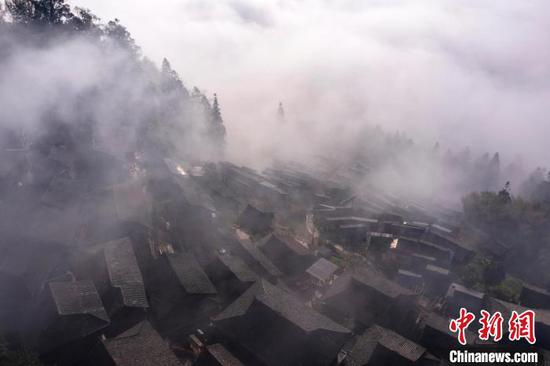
2,4 -> 550,362
71,0 -> 550,169
0,18 -> 224,162
1,0 -> 548,205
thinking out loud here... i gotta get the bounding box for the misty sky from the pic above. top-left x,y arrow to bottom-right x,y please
71,0 -> 550,166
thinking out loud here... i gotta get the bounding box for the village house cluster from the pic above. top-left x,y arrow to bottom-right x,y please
1,137 -> 549,366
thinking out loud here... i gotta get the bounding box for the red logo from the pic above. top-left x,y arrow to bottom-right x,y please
478,310 -> 503,342
508,310 -> 536,344
449,308 -> 536,345
449,308 -> 476,345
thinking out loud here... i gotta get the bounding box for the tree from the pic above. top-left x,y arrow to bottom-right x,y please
210,93 -> 226,141
104,18 -> 139,54
212,93 -> 223,125
160,58 -> 188,96
277,101 -> 285,122
71,7 -> 99,32
520,167 -> 547,199
161,58 -> 171,75
191,87 -> 211,114
0,1 -> 7,21
5,0 -> 104,34
5,0 -> 35,24
497,181 -> 512,204
6,0 -> 72,25
31,0 -> 71,24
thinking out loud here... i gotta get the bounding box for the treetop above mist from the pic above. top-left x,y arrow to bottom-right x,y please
0,0 -> 226,161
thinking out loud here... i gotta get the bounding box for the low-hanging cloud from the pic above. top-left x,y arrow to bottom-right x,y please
70,0 -> 550,170
0,13 -> 226,162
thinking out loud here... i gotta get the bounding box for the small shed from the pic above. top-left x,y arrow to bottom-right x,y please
306,258 -> 339,286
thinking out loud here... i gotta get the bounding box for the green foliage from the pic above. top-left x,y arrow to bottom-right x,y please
459,255 -> 522,303
329,256 -> 345,268
462,187 -> 550,286
462,190 -> 513,229
459,255 -> 490,291
487,277 -> 522,304
463,188 -> 549,241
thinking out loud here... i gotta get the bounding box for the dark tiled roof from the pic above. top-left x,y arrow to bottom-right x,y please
424,312 -> 449,332
167,253 -> 217,294
306,258 -> 339,282
112,179 -> 152,227
175,177 -> 216,212
258,180 -> 287,195
163,157 -> 189,176
369,232 -> 393,238
339,223 -> 367,229
411,253 -> 437,261
423,312 -> 474,340
326,216 -> 378,224
217,252 -> 259,283
103,321 -> 182,366
236,205 -> 274,232
48,281 -> 109,322
486,296 -> 523,314
214,280 -> 349,334
324,268 -> 414,300
397,269 -> 422,278
447,283 -> 484,300
431,224 -> 452,234
425,264 -> 450,275
235,230 -> 282,277
414,239 -> 454,256
486,297 -> 550,326
425,230 -> 475,252
104,238 -> 148,308
257,233 -> 310,256
347,325 -> 425,365
206,344 -> 244,366
522,282 -> 550,296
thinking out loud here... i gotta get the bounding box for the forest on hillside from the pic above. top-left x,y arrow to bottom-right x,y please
0,0 -> 226,164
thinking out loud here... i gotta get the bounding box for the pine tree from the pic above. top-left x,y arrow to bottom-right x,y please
160,57 -> 188,97
161,57 -> 171,74
498,181 -> 512,204
104,18 -> 138,53
212,93 -> 223,125
277,101 -> 285,122
204,93 -> 226,158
